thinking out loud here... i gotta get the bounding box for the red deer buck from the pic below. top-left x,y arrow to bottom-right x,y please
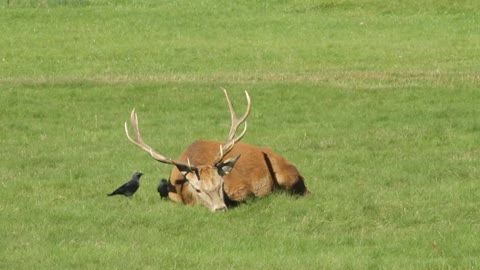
125,89 -> 308,212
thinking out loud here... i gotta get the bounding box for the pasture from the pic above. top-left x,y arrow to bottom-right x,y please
1,0 -> 479,269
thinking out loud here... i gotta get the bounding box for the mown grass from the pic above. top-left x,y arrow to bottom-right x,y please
1,1 -> 480,269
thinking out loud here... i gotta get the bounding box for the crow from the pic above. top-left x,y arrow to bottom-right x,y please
157,178 -> 169,199
108,172 -> 143,197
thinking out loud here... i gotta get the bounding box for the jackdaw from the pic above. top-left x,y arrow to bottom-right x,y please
157,178 -> 169,199
108,172 -> 143,197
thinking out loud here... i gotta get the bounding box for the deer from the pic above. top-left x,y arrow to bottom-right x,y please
124,89 -> 308,212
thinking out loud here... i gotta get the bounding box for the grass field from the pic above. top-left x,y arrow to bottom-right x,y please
1,0 -> 480,269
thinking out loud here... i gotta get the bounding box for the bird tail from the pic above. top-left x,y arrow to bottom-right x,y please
107,192 -> 115,196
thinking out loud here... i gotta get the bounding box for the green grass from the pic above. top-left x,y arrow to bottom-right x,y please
1,1 -> 480,269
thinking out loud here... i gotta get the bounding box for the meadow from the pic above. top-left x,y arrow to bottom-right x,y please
1,0 -> 480,269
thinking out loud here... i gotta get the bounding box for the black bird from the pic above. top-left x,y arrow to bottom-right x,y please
108,172 -> 143,197
157,178 -> 169,199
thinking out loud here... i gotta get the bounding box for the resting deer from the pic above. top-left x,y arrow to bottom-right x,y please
125,89 -> 308,212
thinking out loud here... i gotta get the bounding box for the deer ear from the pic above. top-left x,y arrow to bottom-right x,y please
174,179 -> 188,185
217,155 -> 240,176
176,164 -> 191,176
176,165 -> 201,181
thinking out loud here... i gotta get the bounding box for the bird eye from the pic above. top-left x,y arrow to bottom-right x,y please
195,189 -> 201,193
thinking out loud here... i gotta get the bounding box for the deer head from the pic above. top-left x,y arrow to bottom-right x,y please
125,88 -> 251,212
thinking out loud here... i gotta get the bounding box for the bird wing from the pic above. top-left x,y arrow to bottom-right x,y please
108,182 -> 129,195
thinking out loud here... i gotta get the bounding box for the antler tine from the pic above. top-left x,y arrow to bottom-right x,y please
222,88 -> 252,141
234,121 -> 247,143
125,109 -> 193,169
132,109 -> 143,144
215,89 -> 252,163
220,121 -> 248,156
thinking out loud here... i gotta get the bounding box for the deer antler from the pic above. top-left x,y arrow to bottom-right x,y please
213,88 -> 252,164
125,89 -> 251,168
125,109 -> 194,170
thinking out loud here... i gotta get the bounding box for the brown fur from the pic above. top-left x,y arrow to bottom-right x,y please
168,141 -> 308,206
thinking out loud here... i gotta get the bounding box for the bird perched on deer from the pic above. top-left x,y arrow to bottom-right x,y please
107,172 -> 143,197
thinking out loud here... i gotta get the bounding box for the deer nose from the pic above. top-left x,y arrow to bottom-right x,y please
214,206 -> 227,212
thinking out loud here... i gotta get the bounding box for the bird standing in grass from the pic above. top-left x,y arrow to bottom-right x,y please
158,178 -> 169,199
108,172 -> 143,197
